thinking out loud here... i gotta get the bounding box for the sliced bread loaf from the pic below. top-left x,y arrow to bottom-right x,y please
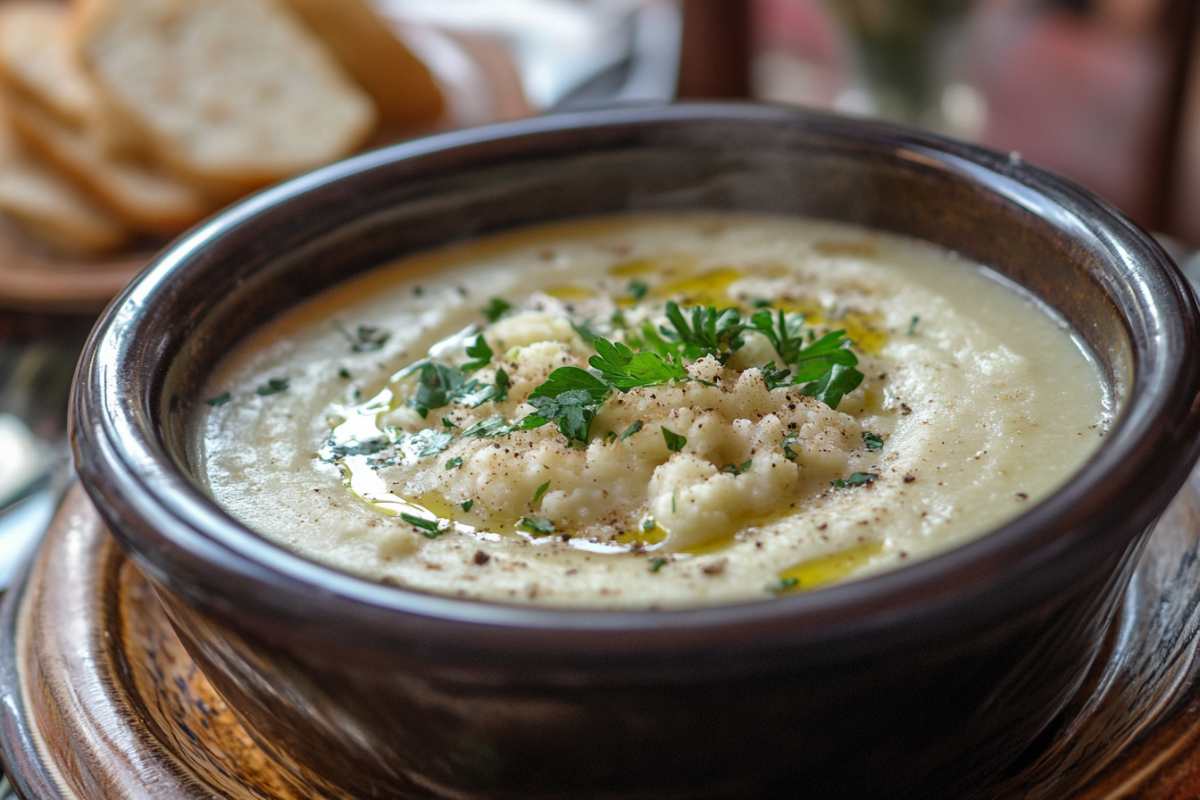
281,0 -> 443,128
7,95 -> 212,235
76,0 -> 378,195
0,106 -> 127,255
0,2 -> 99,128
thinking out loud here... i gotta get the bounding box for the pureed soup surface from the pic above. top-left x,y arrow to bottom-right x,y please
199,214 -> 1111,608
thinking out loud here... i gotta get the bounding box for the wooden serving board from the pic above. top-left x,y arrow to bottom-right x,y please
0,26 -> 529,314
2,480 -> 1200,799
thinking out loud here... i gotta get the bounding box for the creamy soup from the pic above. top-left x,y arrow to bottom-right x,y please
198,214 -> 1110,608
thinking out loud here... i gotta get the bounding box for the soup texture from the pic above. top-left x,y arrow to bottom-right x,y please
199,214 -> 1109,608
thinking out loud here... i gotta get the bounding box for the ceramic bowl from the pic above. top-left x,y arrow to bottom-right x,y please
71,103 -> 1200,798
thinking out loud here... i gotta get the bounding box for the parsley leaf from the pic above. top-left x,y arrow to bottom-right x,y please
442,416 -> 457,429
771,577 -> 800,594
831,472 -> 878,489
863,431 -> 884,451
445,456 -> 464,470
789,329 -> 859,382
462,416 -> 516,438
462,335 -> 493,372
409,429 -> 453,458
528,366 -> 610,405
256,377 -> 289,396
338,367 -> 352,380
720,459 -> 752,475
589,337 -> 687,391
649,557 -> 668,573
907,315 -> 920,336
532,481 -> 550,505
523,389 -> 604,445
461,499 -> 474,512
628,279 -> 649,300
518,515 -> 555,536
749,309 -> 805,364
782,433 -> 800,462
336,322 -> 391,353
206,391 -> 231,407
410,362 -> 466,417
759,362 -> 793,391
620,420 -> 643,440
800,363 -> 864,409
662,426 -> 687,452
482,297 -> 512,323
662,302 -> 746,360
401,512 -> 442,538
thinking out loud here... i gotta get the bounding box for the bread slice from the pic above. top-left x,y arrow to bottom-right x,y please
7,95 -> 212,235
76,0 -> 378,195
0,2 -> 100,128
0,108 -> 127,255
281,0 -> 443,128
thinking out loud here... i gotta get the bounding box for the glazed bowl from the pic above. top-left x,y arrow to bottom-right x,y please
71,103 -> 1200,798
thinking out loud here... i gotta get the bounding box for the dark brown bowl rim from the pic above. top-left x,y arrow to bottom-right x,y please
70,103 -> 1200,663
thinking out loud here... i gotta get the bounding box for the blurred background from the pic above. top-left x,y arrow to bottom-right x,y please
0,0 -> 1195,588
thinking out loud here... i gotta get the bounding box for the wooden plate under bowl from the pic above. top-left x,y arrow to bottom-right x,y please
3,480 -> 1200,799
0,26 -> 529,315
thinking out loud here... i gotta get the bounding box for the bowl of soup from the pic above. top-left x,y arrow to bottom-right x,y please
71,103 -> 1200,798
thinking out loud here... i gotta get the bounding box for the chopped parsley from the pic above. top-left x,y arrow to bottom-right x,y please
255,377 -> 289,396
863,431 -> 884,451
445,456 -> 464,470
442,416 -> 457,429
831,472 -> 878,489
411,429 -> 453,457
760,362 -> 793,391
603,430 -> 617,443
338,367 -> 352,380
323,437 -> 389,459
462,416 -> 516,438
907,315 -> 920,336
336,322 -> 391,353
401,512 -> 442,538
206,391 -> 231,407
462,335 -> 493,372
649,557 -> 668,573
720,459 -> 752,476
771,577 -> 800,594
461,499 -> 474,512
782,433 -> 800,462
410,361 -> 465,416
642,517 -> 657,532
662,426 -> 687,452
662,301 -> 746,361
518,515 -> 555,536
627,279 -> 649,300
800,363 -> 863,409
589,336 -> 687,391
482,297 -> 512,323
532,481 -> 550,505
520,367 -> 609,444
620,420 -> 644,440
748,310 -> 863,407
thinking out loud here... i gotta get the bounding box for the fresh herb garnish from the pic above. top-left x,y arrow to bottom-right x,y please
255,377 -> 289,396
772,577 -> 800,594
831,472 -> 878,489
462,416 -> 516,438
760,362 -> 793,391
520,367 -> 610,444
662,426 -> 687,452
401,512 -> 442,538
642,517 -> 657,532
461,500 -> 474,512
518,515 -> 555,536
907,315 -> 920,336
206,391 -> 231,407
492,368 -> 510,402
462,335 -> 493,372
482,297 -> 512,323
589,337 -> 687,391
649,557 -> 668,573
410,361 -> 465,416
603,430 -> 617,443
620,420 -> 643,440
571,319 -> 602,347
720,459 -> 752,476
532,481 -> 550,506
627,279 -> 649,300
338,367 -> 352,380
863,431 -> 884,451
782,433 -> 800,462
336,322 -> 391,353
662,302 -> 746,361
442,416 -> 457,429
445,456 -> 464,470
800,363 -> 864,409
